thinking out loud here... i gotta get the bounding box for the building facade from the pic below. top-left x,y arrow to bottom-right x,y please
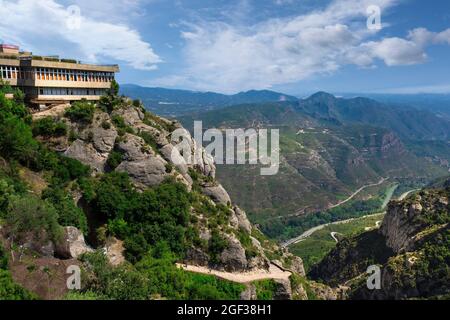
0,44 -> 119,106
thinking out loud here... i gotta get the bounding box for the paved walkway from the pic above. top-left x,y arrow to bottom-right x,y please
176,263 -> 291,284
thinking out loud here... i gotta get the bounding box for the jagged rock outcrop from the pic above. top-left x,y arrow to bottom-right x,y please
273,279 -> 292,300
310,181 -> 450,300
184,247 -> 210,267
289,256 -> 306,277
64,112 -> 118,172
219,234 -> 248,272
201,183 -> 232,205
232,206 -> 252,234
240,284 -> 257,300
115,134 -> 170,188
55,227 -> 93,259
381,199 -> 425,254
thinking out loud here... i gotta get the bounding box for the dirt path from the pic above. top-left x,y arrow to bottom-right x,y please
176,263 -> 291,284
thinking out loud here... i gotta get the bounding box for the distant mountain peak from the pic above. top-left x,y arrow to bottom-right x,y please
308,91 -> 337,101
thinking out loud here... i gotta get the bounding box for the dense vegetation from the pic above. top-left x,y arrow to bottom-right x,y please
79,172 -> 199,263
263,197 -> 384,241
0,83 -> 249,300
64,100 -> 96,123
73,245 -> 245,300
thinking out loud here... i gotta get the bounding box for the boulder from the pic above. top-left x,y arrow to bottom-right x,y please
55,227 -> 92,259
219,235 -> 248,272
273,279 -> 292,300
104,237 -> 125,266
240,284 -> 257,300
91,124 -> 117,154
116,158 -> 168,188
65,139 -> 107,173
184,247 -> 210,267
233,207 -> 252,234
117,134 -> 155,161
115,134 -> 169,188
112,106 -> 144,126
160,143 -> 189,175
202,184 -> 231,205
289,256 -> 306,277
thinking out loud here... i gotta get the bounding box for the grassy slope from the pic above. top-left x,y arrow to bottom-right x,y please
289,213 -> 385,271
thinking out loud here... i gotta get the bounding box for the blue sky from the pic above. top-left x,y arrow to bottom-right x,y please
1,0 -> 450,95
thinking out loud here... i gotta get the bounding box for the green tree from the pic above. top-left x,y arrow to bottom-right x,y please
7,195 -> 63,243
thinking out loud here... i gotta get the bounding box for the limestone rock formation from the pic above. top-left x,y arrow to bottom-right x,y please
380,198 -> 425,253
55,227 -> 93,259
240,284 -> 257,300
273,279 -> 292,300
104,237 -> 125,266
115,134 -> 170,188
39,103 -> 303,277
219,234 -> 248,272
201,183 -> 232,205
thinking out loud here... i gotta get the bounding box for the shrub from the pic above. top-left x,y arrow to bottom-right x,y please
0,269 -> 36,300
0,112 -> 38,163
0,179 -> 15,215
80,251 -> 151,300
6,195 -> 63,243
42,187 -> 88,233
35,149 -> 90,185
81,173 -> 193,262
101,120 -> 111,130
99,80 -> 121,113
254,279 -> 277,300
32,117 -> 67,137
106,150 -> 124,171
65,100 -> 95,123
209,230 -> 228,264
68,130 -> 79,142
139,131 -> 159,152
112,115 -> 134,135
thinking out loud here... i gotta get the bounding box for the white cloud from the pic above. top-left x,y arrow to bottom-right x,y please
362,37 -> 427,66
0,0 -> 161,70
152,0 -> 450,93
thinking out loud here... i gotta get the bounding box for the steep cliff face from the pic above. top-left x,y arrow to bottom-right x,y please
309,181 -> 450,300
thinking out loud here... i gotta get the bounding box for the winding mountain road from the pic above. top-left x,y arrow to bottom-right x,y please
328,177 -> 389,209
281,187 -> 418,248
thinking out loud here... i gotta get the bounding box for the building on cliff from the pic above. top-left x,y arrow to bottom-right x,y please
0,44 -> 119,108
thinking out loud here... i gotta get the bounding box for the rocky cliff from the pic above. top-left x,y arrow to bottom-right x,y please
35,99 -> 281,272
309,180 -> 450,300
0,93 -> 319,300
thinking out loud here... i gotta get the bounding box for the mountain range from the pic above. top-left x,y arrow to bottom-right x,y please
177,93 -> 450,239
120,84 -> 298,117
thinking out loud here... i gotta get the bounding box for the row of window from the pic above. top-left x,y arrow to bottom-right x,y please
35,88 -> 108,96
0,65 -> 18,79
0,65 -> 115,82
